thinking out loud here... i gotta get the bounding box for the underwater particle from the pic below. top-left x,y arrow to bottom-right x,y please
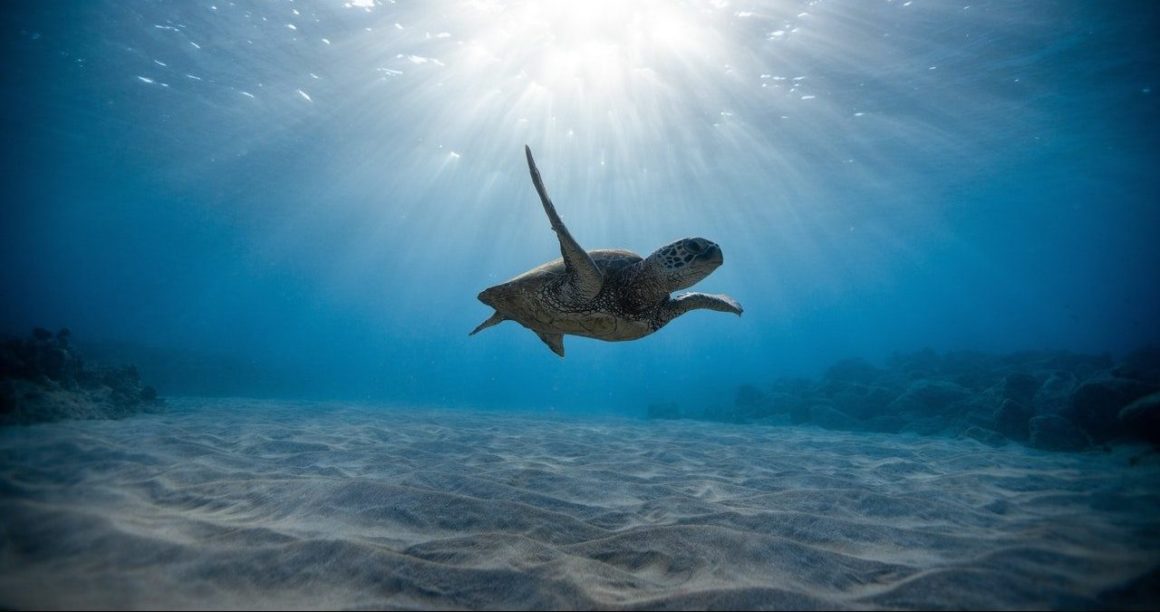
297,89 -> 312,102
801,95 -> 816,100
322,38 -> 331,45
287,23 -> 297,30
190,41 -> 201,49
154,59 -> 167,67
854,112 -> 865,116
185,74 -> 202,80
470,146 -> 742,358
137,75 -> 154,84
240,90 -> 256,98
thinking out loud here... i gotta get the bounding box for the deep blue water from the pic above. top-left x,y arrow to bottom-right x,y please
1,0 -> 1157,414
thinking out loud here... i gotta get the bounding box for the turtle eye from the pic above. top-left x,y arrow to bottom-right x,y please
686,240 -> 703,253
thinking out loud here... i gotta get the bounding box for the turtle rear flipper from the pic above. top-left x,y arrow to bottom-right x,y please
470,311 -> 507,336
535,331 -> 565,357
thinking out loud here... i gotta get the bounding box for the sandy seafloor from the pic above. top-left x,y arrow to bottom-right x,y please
1,398 -> 1157,610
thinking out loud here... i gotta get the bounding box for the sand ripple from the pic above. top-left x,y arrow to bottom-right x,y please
1,398 -> 1157,610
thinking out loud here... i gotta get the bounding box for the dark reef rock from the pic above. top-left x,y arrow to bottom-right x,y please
655,347 -> 1160,452
808,403 -> 858,431
994,398 -> 1035,441
1002,372 -> 1040,407
823,358 -> 884,385
0,328 -> 164,426
1067,377 -> 1159,443
1028,415 -> 1092,452
1119,391 -> 1160,445
646,401 -> 681,420
1034,370 -> 1078,416
1112,346 -> 1160,385
964,425 -> 1008,447
733,384 -> 771,421
887,380 -> 971,417
1098,565 -> 1160,611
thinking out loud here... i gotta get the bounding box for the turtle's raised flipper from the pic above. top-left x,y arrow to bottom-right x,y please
470,310 -> 507,335
654,292 -> 743,330
525,145 -> 603,302
535,331 -> 566,358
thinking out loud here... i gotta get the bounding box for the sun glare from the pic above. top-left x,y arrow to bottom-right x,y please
470,1 -> 713,99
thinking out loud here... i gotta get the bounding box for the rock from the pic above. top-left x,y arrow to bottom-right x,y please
700,404 -> 738,423
751,414 -> 793,427
964,425 -> 1007,447
887,380 -> 971,417
0,328 -> 164,426
1113,346 -> 1160,385
994,398 -> 1034,441
1034,370 -> 1077,415
1097,565 -> 1160,611
900,416 -> 959,436
819,380 -> 899,420
1029,415 -> 1091,452
862,415 -> 907,433
734,384 -> 771,420
1068,377 -> 1159,442
788,401 -> 811,425
646,402 -> 681,420
823,358 -> 883,385
1119,391 -> 1160,445
1003,372 -> 1040,406
808,403 -> 858,431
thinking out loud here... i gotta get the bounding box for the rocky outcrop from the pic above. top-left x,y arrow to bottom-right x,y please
655,346 -> 1160,452
0,328 -> 164,426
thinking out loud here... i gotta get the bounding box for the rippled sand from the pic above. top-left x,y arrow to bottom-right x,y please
1,398 -> 1157,610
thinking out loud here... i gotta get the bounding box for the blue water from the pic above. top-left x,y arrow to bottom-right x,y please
1,0 -> 1157,414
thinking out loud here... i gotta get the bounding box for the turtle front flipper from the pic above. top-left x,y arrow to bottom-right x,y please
535,331 -> 566,358
654,292 -> 743,330
525,145 -> 603,302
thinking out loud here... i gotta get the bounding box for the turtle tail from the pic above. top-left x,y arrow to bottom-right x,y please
469,311 -> 507,336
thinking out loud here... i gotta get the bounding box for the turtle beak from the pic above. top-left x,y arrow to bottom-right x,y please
699,243 -> 723,265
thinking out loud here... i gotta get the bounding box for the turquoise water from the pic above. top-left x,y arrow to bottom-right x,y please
2,3 -> 1160,608
2,0 -> 1157,412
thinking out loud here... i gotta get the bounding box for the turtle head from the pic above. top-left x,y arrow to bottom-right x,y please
645,237 -> 724,292
478,284 -> 516,311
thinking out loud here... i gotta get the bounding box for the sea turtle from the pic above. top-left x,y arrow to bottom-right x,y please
470,146 -> 742,357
